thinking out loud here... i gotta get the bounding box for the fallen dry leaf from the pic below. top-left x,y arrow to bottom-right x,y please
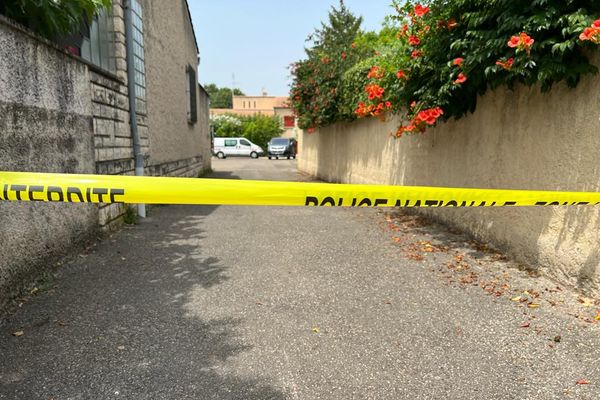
595,310 -> 600,321
459,273 -> 478,285
576,379 -> 590,385
312,327 -> 320,333
528,303 -> 540,309
511,296 -> 522,302
12,330 -> 24,337
383,299 -> 392,305
117,345 -> 125,351
406,253 -> 424,261
520,322 -> 530,328
578,297 -> 596,308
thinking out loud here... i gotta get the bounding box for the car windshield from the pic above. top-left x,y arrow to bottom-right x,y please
270,139 -> 288,145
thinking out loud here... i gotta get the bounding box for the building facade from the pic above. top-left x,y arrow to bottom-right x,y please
91,0 -> 211,225
211,94 -> 301,139
0,0 -> 210,309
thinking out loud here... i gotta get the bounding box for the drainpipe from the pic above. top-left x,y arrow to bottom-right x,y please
124,0 -> 146,218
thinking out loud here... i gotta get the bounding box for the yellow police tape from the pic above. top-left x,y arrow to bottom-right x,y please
1,171 -> 600,207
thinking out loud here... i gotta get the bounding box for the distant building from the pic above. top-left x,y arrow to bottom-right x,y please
211,92 -> 301,138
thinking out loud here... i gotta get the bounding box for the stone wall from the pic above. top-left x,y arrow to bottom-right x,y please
299,54 -> 600,295
94,0 -> 210,228
91,1 -> 146,228
0,17 -> 98,309
0,1 -> 212,308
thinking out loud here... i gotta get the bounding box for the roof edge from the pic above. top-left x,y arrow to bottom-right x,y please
183,0 -> 199,54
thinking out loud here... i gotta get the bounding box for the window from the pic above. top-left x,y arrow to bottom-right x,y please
60,9 -> 115,72
239,139 -> 251,146
186,65 -> 197,123
243,101 -> 246,108
253,101 -> 257,109
130,0 -> 146,101
225,140 -> 237,147
283,116 -> 295,128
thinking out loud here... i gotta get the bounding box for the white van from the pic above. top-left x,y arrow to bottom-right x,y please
212,137 -> 264,159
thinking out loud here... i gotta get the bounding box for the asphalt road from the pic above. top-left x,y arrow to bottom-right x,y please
1,156 -> 600,399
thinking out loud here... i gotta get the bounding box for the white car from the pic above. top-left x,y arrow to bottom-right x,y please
212,137 -> 264,159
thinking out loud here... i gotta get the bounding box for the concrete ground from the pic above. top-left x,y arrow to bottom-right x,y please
1,157 -> 600,399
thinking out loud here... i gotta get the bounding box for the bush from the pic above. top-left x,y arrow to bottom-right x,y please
211,114 -> 243,137
289,1 -> 365,129
290,0 -> 600,138
242,114 -> 283,150
382,0 -> 600,137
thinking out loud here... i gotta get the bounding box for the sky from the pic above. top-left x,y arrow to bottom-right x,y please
188,1 -> 394,96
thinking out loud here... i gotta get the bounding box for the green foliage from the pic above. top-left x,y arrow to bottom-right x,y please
289,0 -> 366,129
211,114 -> 243,137
242,114 -> 283,150
389,0 -> 600,127
305,0 -> 363,58
291,0 -> 600,136
204,83 -> 245,109
211,114 -> 283,150
123,205 -> 138,225
0,0 -> 111,39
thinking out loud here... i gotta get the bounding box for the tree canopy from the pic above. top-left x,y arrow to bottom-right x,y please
290,0 -> 365,129
204,83 -> 245,109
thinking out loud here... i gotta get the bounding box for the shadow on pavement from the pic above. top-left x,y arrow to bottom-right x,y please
0,205 -> 286,399
205,170 -> 241,180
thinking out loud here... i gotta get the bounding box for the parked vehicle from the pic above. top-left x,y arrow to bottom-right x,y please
213,137 -> 263,159
267,138 -> 297,159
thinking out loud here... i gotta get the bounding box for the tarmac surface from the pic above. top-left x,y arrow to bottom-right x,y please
1,157 -> 600,399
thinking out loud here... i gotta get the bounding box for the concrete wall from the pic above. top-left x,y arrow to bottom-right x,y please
0,17 -> 98,309
142,0 -> 211,175
299,54 -> 600,294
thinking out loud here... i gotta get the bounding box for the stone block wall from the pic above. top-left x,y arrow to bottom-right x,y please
0,0 -> 213,308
